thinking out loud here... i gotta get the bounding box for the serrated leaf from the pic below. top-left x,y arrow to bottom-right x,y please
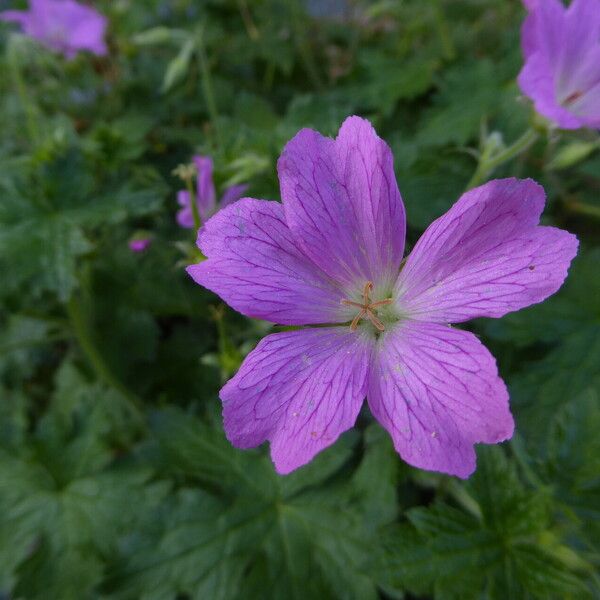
377,448 -> 591,599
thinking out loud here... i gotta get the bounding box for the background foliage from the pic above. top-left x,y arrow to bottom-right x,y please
1,0 -> 599,598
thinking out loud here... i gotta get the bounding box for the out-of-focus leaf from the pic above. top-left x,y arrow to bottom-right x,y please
0,149 -> 163,301
417,60 -> 508,148
0,362 -> 158,597
354,50 -> 439,116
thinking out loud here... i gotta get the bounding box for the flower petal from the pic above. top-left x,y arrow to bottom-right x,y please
176,190 -> 194,229
187,198 -> 347,325
221,328 -> 372,474
395,178 -> 578,323
518,53 -> 583,129
193,156 -> 216,219
0,10 -> 29,26
220,183 -> 249,209
556,0 -> 600,99
368,321 -> 514,478
278,116 -> 406,291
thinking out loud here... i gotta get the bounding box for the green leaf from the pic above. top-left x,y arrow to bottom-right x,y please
0,362 -> 157,597
377,448 -> 591,599
417,59 -> 507,148
161,38 -> 196,93
354,50 -> 439,116
108,409 -> 388,600
0,148 -> 163,301
511,325 -> 600,449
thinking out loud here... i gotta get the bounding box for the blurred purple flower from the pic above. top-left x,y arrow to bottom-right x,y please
177,155 -> 248,229
518,0 -> 600,129
0,0 -> 108,58
129,237 -> 152,253
187,116 -> 578,478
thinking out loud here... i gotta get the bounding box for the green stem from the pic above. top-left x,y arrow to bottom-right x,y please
195,27 -> 221,147
467,128 -> 539,190
67,294 -> 146,419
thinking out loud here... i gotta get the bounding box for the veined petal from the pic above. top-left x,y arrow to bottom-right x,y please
395,179 -> 578,323
187,198 -> 347,325
278,116 -> 406,291
221,328 -> 372,474
368,321 -> 514,479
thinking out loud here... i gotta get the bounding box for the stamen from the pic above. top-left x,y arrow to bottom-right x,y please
562,90 -> 583,106
341,281 -> 393,332
350,309 -> 366,331
341,299 -> 364,309
366,309 -> 386,332
369,298 -> 393,308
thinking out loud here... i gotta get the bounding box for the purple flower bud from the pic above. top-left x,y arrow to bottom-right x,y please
129,237 -> 152,253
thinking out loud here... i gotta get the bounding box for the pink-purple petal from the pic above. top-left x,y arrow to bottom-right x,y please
368,321 -> 514,479
187,198 -> 347,325
278,115 -> 406,291
0,10 -> 29,26
395,178 -> 578,323
3,0 -> 108,58
193,155 -> 216,220
220,183 -> 249,209
221,328 -> 372,474
176,190 -> 194,229
518,0 -> 600,129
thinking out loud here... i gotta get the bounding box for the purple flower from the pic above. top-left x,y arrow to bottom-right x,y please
187,117 -> 578,478
518,0 -> 600,129
128,237 -> 152,253
0,0 -> 108,59
177,155 -> 248,228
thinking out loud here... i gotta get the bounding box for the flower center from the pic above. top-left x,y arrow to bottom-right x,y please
341,281 -> 393,332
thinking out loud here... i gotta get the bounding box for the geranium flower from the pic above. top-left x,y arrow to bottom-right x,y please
187,117 -> 578,478
518,0 -> 600,129
177,155 -> 248,228
0,0 -> 108,59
